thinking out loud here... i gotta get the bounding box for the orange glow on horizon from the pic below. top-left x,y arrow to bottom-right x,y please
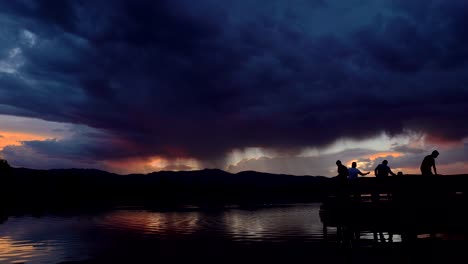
367,152 -> 404,161
150,157 -> 168,168
0,131 -> 49,150
104,156 -> 201,174
343,152 -> 404,172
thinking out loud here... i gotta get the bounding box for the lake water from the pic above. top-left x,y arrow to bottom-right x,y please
0,203 -> 466,263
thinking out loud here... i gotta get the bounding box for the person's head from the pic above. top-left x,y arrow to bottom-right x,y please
432,150 -> 439,158
352,162 -> 357,168
336,160 -> 342,166
382,160 -> 388,165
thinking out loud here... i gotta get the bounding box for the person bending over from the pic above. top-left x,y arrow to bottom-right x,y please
374,160 -> 396,178
420,150 -> 439,175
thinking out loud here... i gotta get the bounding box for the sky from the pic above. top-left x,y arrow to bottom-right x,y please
0,0 -> 467,176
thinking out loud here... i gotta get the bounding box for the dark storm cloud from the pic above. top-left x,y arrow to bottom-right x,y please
1,0 -> 468,163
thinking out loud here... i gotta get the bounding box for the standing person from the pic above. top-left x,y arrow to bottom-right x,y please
374,160 -> 396,178
335,160 -> 350,203
373,160 -> 396,202
348,162 -> 370,180
348,162 -> 370,203
420,150 -> 439,175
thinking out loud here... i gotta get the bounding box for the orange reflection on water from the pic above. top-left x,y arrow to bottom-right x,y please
101,210 -> 201,236
0,236 -> 49,263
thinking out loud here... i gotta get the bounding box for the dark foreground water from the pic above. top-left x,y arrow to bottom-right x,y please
1,203 -> 467,264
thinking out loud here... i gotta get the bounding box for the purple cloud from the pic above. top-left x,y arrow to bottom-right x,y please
0,0 -> 467,169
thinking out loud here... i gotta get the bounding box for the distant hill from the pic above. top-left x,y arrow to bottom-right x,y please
0,167 -> 331,209
1,167 -> 467,211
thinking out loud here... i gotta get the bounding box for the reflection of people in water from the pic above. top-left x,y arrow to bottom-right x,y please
420,150 -> 439,175
348,162 -> 370,180
374,160 -> 396,178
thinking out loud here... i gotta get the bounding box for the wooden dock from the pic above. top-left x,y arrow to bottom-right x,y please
319,175 -> 468,245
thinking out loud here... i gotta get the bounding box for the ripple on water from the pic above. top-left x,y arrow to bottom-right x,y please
94,204 -> 327,242
0,204 -> 332,263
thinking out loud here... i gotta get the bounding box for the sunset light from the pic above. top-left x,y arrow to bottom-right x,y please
1,1 -> 468,263
0,131 -> 48,150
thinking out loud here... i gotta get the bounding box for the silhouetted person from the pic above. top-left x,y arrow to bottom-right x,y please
420,150 -> 439,175
336,160 -> 349,180
348,162 -> 370,180
373,160 -> 396,202
335,160 -> 349,202
347,162 -> 369,202
374,160 -> 396,178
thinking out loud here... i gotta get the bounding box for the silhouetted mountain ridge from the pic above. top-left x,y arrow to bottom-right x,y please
2,166 -> 468,210
0,166 -> 330,208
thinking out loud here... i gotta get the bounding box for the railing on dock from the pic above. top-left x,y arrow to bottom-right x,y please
319,175 -> 468,245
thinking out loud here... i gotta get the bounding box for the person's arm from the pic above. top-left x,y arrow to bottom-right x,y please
433,164 -> 437,175
358,169 -> 370,176
389,168 -> 396,176
374,167 -> 378,176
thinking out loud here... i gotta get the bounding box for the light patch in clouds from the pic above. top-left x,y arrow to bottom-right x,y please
0,47 -> 24,74
148,157 -> 200,171
299,132 -> 412,157
0,114 -> 109,169
0,131 -> 48,150
226,147 -> 276,168
0,115 -> 70,153
227,132 -> 467,176
1,142 -> 102,170
21,29 -> 37,47
367,151 -> 404,161
223,133 -> 412,171
0,114 -> 72,138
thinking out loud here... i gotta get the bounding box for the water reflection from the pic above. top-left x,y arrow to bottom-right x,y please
0,203 -> 468,263
100,210 -> 202,237
223,204 -> 324,242
0,216 -> 92,263
0,236 -> 37,263
0,204 -> 327,263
